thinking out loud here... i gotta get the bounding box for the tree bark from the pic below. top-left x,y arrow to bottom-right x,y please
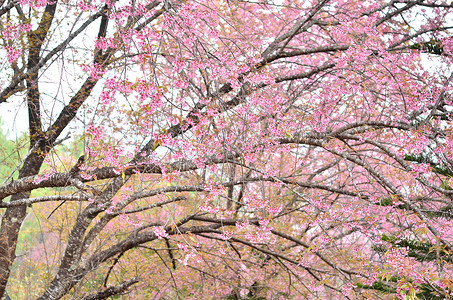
0,1 -> 57,296
0,153 -> 44,296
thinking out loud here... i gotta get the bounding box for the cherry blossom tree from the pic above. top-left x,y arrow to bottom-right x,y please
1,0 -> 453,298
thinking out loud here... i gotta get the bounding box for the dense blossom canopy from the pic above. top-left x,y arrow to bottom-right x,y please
0,0 -> 453,298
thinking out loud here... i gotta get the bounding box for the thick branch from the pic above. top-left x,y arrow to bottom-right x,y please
81,278 -> 139,300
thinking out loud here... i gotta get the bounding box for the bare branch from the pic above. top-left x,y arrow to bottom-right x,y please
81,278 -> 139,300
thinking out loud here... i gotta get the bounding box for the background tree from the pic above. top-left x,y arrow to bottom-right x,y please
0,0 -> 453,298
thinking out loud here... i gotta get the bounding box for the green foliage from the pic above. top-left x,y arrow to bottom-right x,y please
15,213 -> 41,254
404,154 -> 453,177
357,275 -> 450,299
371,230 -> 453,300
410,40 -> 444,55
374,196 -> 409,210
425,205 -> 453,219
377,197 -> 393,206
380,235 -> 452,263
440,181 -> 453,191
56,134 -> 86,161
356,280 -> 396,294
416,283 -> 450,300
0,119 -> 28,183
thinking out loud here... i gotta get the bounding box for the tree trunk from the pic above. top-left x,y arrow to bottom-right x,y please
0,153 -> 44,296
